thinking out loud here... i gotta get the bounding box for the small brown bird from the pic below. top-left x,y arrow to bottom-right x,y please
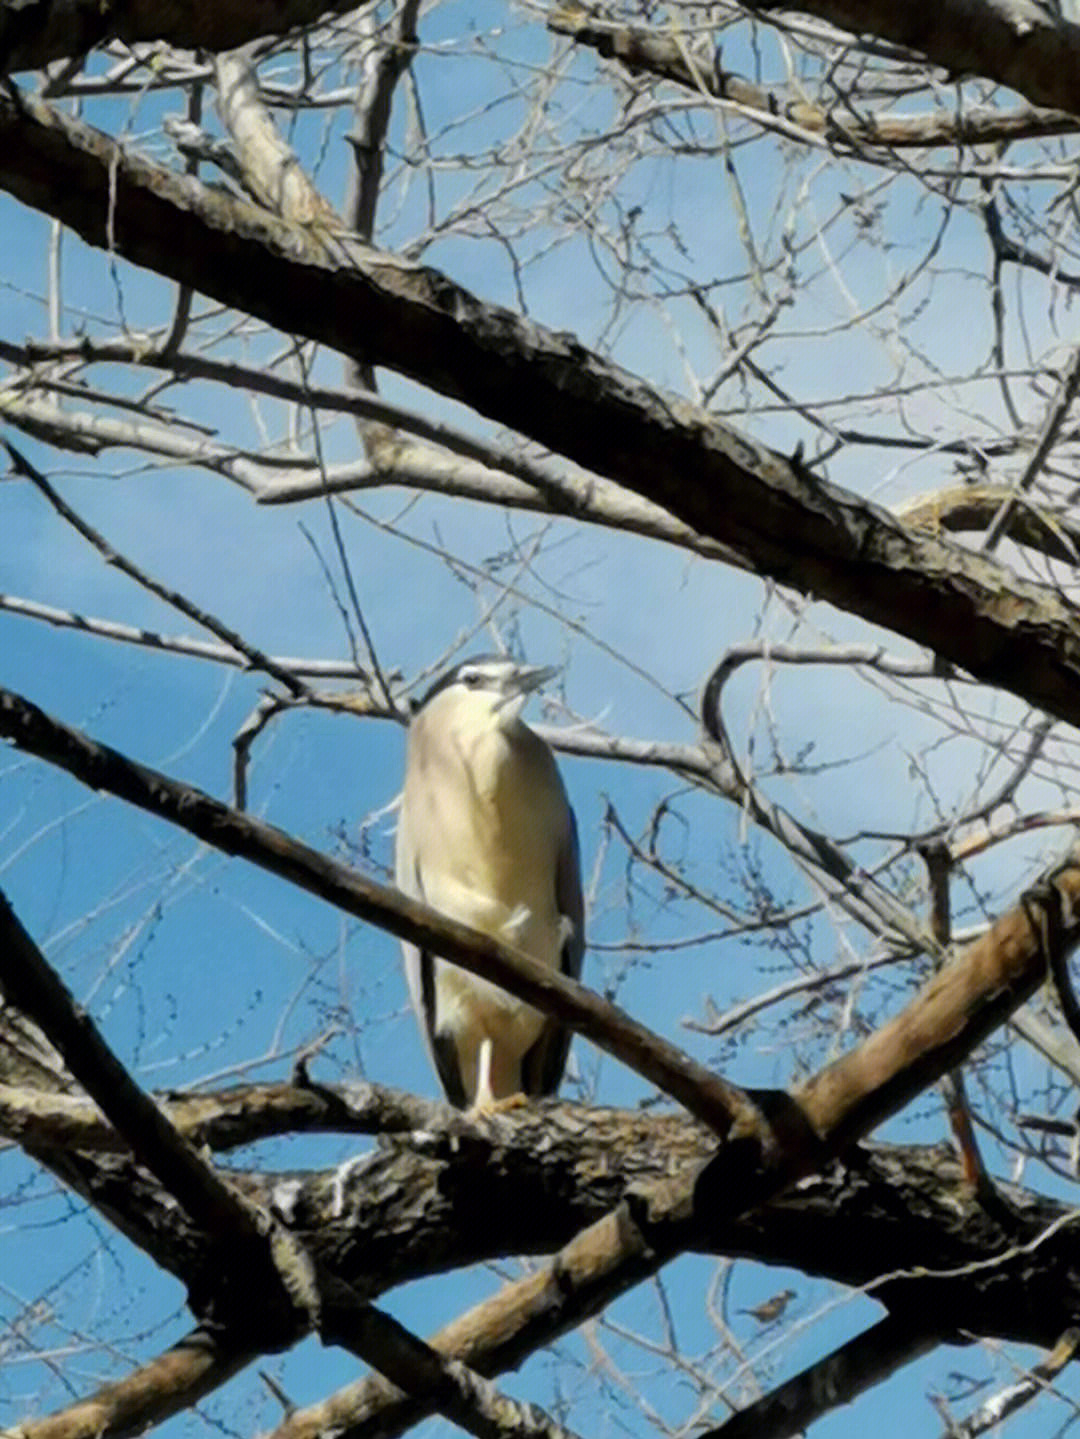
740,1289 -> 796,1325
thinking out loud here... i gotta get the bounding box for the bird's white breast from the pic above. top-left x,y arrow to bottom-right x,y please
403,694 -> 569,1042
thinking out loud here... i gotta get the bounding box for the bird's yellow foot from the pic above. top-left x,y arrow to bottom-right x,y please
469,1090 -> 530,1117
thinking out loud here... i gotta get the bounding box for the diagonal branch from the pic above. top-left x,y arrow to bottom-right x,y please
6,95 -> 1080,729
0,909 -> 583,1439
273,1197 -> 680,1439
0,891 -> 271,1242
0,335 -> 696,545
705,1314 -> 940,1439
9,1329 -> 256,1439
2,440 -> 310,696
942,1326 -> 1080,1437
0,684 -> 759,1139
323,1304 -> 584,1439
0,889 -> 318,1345
744,1 -> 1080,120
0,0 -> 368,73
7,683 -> 1080,1189
548,6 -> 1079,149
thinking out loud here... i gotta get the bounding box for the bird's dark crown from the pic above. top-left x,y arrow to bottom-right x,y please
414,654 -> 521,711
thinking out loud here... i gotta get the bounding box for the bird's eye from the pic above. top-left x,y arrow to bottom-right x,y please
461,670 -> 481,688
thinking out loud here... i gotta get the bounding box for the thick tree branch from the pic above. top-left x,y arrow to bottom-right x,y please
792,850 -> 1080,1151
6,682 -> 1080,1180
10,1088 -> 1080,1439
266,1130 -> 1080,1439
279,1200 -> 674,1439
244,1110 -> 1080,1346
0,892 -> 274,1239
7,690 -> 1080,1439
548,6 -> 1078,148
0,891 -> 319,1345
746,0 -> 1080,120
0,684 -> 760,1139
0,0 -> 367,74
0,1077 -> 453,1152
5,97 -> 1080,729
8,1330 -> 255,1439
323,1304 -> 584,1439
705,1315 -> 940,1439
18,1060 -> 1077,1361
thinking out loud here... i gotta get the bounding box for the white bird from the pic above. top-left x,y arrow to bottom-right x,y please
395,656 -> 584,1110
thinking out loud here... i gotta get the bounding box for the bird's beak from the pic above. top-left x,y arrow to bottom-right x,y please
496,664 -> 559,716
512,663 -> 559,695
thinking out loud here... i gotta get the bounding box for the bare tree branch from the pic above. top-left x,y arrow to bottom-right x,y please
982,344 -> 1080,551
0,889 -> 319,1345
0,593 -> 370,675
8,8 -> 1080,1438
745,0 -> 1080,119
2,439 -> 312,696
0,684 -> 761,1139
0,337 -> 681,531
5,95 -> 1080,731
941,1326 -> 1080,1437
6,679 -> 1080,1179
705,1315 -> 940,1439
323,1304 -> 585,1439
214,50 -> 340,224
899,484 -> 1080,566
0,0 -> 369,73
0,1077 -> 454,1153
7,1330 -> 255,1439
548,6 -> 1079,149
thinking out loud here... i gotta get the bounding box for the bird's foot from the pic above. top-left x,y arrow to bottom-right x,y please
469,1090 -> 530,1117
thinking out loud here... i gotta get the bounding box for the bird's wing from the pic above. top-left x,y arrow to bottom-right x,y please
395,813 -> 468,1108
521,804 -> 585,1097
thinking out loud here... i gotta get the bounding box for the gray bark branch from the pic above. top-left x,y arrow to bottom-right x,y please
5,96 -> 1080,730
0,0 -> 367,73
745,0 -> 1080,119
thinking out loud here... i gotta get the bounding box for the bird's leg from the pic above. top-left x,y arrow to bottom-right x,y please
469,1037 -> 529,1114
473,1037 -> 497,1111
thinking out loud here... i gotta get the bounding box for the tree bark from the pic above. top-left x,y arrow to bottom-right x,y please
5,96 -> 1080,730
0,0 -> 368,74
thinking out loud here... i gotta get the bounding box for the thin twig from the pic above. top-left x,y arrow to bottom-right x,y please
0,683 -> 760,1139
919,840 -> 987,1191
982,344 -> 1080,552
8,1329 -> 255,1439
705,1314 -> 939,1439
941,1327 -> 1080,1438
2,440 -> 309,697
0,888 -> 318,1341
700,651 -> 939,954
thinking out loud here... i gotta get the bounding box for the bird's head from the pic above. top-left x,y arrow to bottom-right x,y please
417,655 -> 558,730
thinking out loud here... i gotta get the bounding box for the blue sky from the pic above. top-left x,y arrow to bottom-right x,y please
3,7 -> 1080,1435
